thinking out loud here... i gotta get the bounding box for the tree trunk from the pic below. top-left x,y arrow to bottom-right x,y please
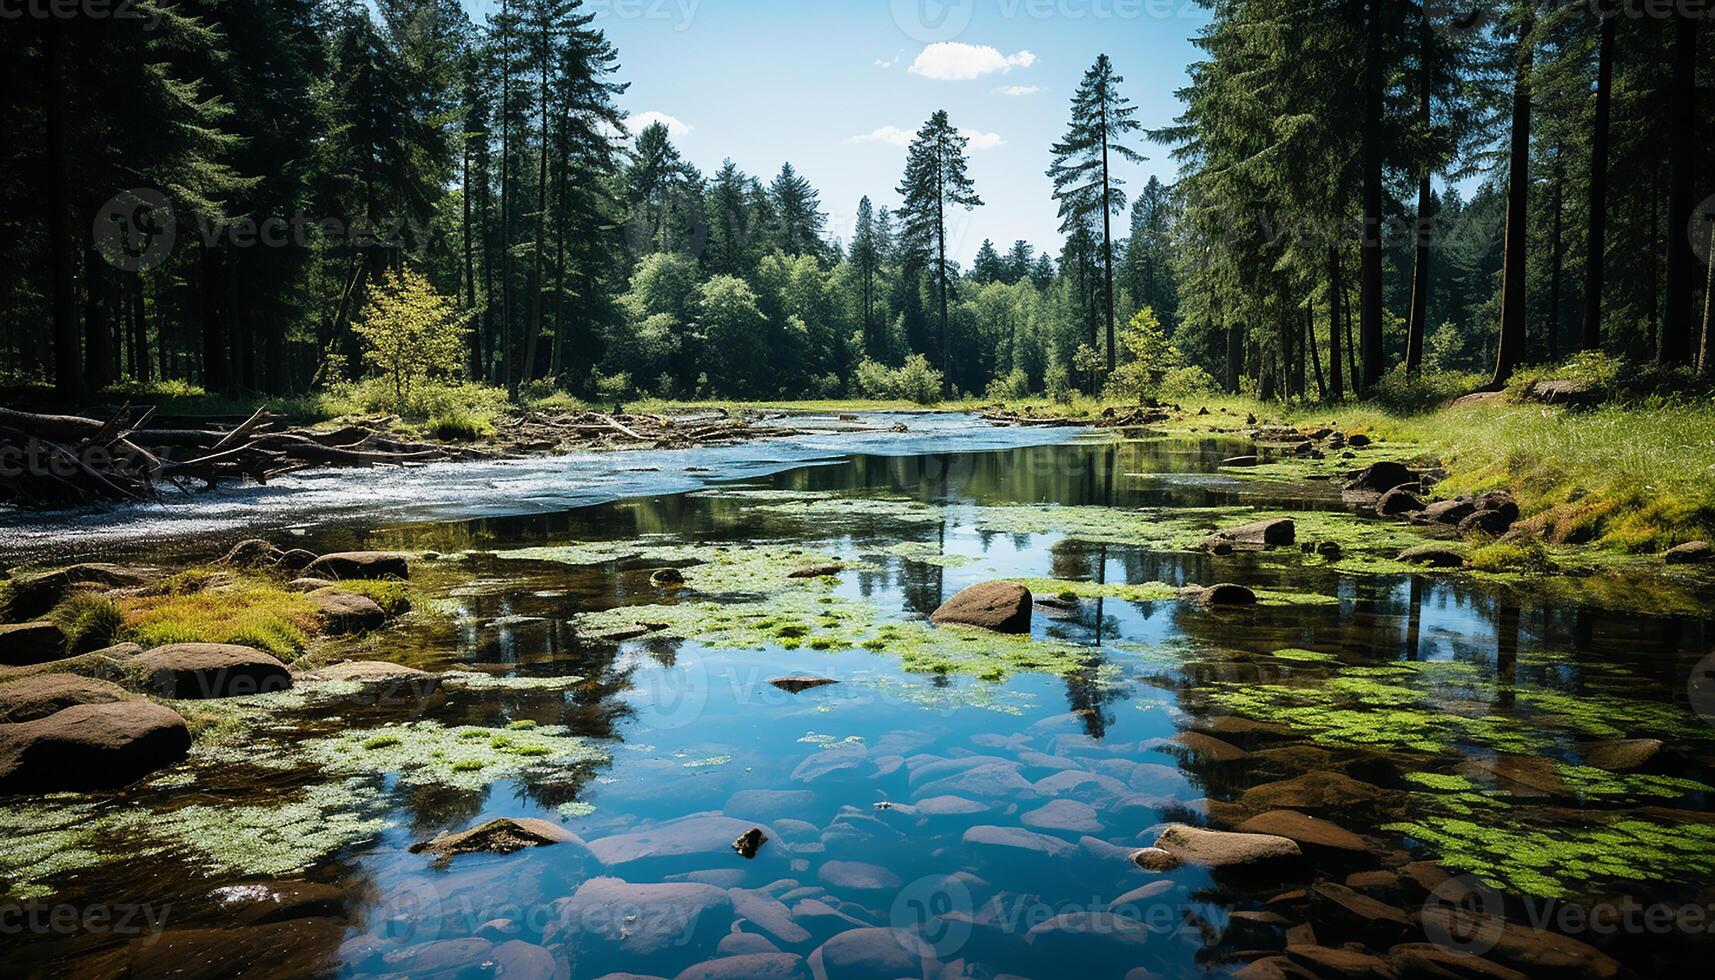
1405,13 -> 1433,374
1308,302 -> 1328,401
499,0 -> 514,396
1581,13 -> 1615,351
1099,89 -> 1116,375
1699,216 -> 1715,374
1359,0 -> 1386,388
1492,8 -> 1534,387
200,246 -> 231,394
45,28 -> 81,399
523,17 -> 549,385
1546,146 -> 1566,363
463,127 -> 479,379
1328,246 -> 1345,399
1660,9 -> 1698,365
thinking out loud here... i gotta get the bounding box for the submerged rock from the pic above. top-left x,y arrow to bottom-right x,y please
674,952 -> 808,980
1195,583 -> 1258,607
1130,847 -> 1180,872
302,551 -> 410,581
768,676 -> 838,694
1396,545 -> 1467,568
0,700 -> 190,792
551,877 -> 733,975
1152,824 -> 1302,869
0,621 -> 69,666
409,817 -> 588,864
929,581 -> 1032,633
100,918 -> 345,978
306,589 -> 387,634
1235,810 -> 1369,854
0,673 -> 128,722
1019,798 -> 1102,834
817,860 -> 900,891
650,567 -> 686,586
298,660 -> 437,688
588,814 -> 778,873
809,927 -> 936,980
132,643 -> 293,699
787,563 -> 846,579
1582,737 -> 1664,772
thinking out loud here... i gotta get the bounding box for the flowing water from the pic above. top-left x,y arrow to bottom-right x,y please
5,413 -> 1714,978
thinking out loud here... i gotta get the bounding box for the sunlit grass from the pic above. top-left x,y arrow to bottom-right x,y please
118,573 -> 319,659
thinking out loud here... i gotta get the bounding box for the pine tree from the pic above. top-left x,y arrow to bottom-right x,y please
850,196 -> 882,354
769,163 -> 827,257
1005,241 -> 1034,285
971,240 -> 1005,285
1049,54 -> 1145,376
897,110 -> 982,396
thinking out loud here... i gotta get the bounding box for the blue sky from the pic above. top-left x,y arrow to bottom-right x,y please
463,0 -> 1211,264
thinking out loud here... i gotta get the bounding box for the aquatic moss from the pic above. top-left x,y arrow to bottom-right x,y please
1004,577 -> 1338,608
753,496 -> 945,523
1405,772 -> 1480,792
110,780 -> 387,878
0,801 -> 104,900
871,541 -> 975,567
440,671 -> 586,690
1385,815 -> 1715,899
495,542 -> 854,595
1271,648 -> 1338,663
557,801 -> 596,818
305,720 -> 609,791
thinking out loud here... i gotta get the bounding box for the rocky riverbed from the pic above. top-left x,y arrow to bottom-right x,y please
3,417 -> 1714,978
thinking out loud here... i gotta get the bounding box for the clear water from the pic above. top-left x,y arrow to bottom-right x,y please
6,416 -> 1715,978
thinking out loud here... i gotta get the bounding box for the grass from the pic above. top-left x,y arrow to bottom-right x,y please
116,572 -> 319,659
326,579 -> 416,617
49,594 -> 124,654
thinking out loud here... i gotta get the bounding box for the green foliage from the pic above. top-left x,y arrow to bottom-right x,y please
50,594 -> 123,654
1104,307 -> 1183,401
985,368 -> 1031,401
351,269 -> 470,412
854,355 -> 944,405
118,574 -> 318,658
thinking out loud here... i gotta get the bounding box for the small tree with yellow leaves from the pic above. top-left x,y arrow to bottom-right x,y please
351,268 -> 469,411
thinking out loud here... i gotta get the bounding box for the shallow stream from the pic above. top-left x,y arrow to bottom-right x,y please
5,413 -> 1714,978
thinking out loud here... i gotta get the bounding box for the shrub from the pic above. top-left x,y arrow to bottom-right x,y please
1158,365 -> 1218,398
984,368 -> 1031,402
1368,366 -> 1487,415
351,268 -> 470,412
853,355 -> 944,405
1044,360 -> 1072,403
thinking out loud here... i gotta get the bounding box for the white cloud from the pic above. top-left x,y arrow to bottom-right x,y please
961,129 -> 1005,151
996,85 -> 1040,97
627,111 -> 692,138
849,126 -> 914,147
874,52 -> 902,69
908,43 -> 1037,81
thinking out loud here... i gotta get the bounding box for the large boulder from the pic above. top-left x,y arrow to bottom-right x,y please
132,643 -> 293,699
1523,378 -> 1602,407
1347,462 -> 1419,494
1151,824 -> 1302,869
550,877 -> 733,977
808,928 -> 937,980
0,673 -> 128,722
1210,518 -> 1296,550
2,564 -> 155,623
673,953 -> 807,980
1458,509 -> 1516,537
306,589 -> 387,634
1420,499 -> 1476,526
929,582 -> 1032,633
1024,912 -> 1159,973
297,660 -> 436,687
301,551 -> 410,581
587,814 -> 778,875
1195,583 -> 1257,607
1665,540 -> 1714,565
0,700 -> 190,792
1375,487 -> 1426,517
1235,810 -> 1369,854
0,621 -> 69,666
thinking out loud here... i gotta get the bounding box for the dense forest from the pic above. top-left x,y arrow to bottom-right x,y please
0,1 -> 1710,406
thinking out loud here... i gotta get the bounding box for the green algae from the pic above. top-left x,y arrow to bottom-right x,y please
1003,577 -> 1338,608
753,495 -> 945,523
1385,814 -> 1715,899
557,801 -> 596,818
495,542 -> 855,595
871,541 -> 976,567
305,720 -> 609,791
110,780 -> 387,878
0,800 -> 104,899
441,671 -> 586,690
1272,648 -> 1339,663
